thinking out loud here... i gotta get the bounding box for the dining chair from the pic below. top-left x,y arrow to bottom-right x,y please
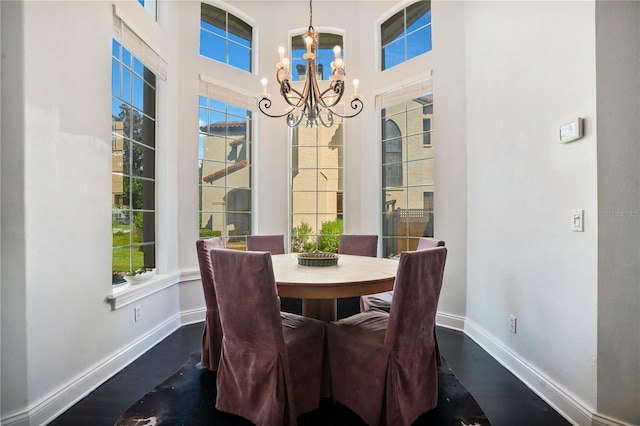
359,237 -> 445,313
338,234 -> 378,257
210,248 -> 325,426
247,234 -> 302,315
327,247 -> 447,426
195,237 -> 224,371
337,234 -> 378,319
246,234 -> 285,254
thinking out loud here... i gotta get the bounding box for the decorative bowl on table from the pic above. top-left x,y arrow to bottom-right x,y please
124,268 -> 156,284
296,252 -> 339,267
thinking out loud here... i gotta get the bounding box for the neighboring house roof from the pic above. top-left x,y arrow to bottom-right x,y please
200,121 -> 247,133
203,159 -> 248,183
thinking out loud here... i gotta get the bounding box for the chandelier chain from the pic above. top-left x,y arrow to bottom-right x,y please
309,0 -> 313,28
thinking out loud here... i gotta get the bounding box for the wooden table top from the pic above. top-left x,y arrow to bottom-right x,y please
271,253 -> 398,299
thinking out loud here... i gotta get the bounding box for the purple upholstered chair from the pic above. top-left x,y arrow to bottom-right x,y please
360,237 -> 445,312
246,234 -> 285,254
327,247 -> 447,426
210,249 -> 325,426
338,234 -> 378,257
337,235 -> 378,319
195,237 -> 224,371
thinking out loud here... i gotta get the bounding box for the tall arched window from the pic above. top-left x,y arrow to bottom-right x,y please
381,1 -> 431,70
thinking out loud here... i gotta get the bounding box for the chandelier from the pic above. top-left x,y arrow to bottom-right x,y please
258,0 -> 363,128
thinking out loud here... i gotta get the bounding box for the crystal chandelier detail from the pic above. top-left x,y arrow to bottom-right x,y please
258,0 -> 363,128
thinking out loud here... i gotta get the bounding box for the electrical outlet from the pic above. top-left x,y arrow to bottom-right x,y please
509,314 -> 517,334
134,306 -> 142,322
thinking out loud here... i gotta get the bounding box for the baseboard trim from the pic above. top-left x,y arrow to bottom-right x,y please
181,307 -> 206,326
592,412 -> 636,426
436,311 -> 465,331
7,315 -> 182,426
464,318 -> 593,426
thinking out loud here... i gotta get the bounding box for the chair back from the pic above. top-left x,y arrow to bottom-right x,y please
416,237 -> 445,250
384,246 -> 447,424
210,249 -> 297,426
195,237 -> 223,371
246,234 -> 286,254
338,234 -> 378,257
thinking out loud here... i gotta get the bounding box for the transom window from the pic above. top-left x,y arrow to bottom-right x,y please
111,39 -> 157,284
198,96 -> 253,249
381,1 -> 432,70
200,3 -> 252,72
381,93 -> 434,257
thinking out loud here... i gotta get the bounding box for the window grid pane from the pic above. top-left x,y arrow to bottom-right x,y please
112,39 -> 156,284
290,112 -> 344,252
381,91 -> 434,258
199,96 -> 253,246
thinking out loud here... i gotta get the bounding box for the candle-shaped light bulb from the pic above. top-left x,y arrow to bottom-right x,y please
261,77 -> 269,97
335,58 -> 343,71
278,46 -> 285,63
305,36 -> 313,54
333,45 -> 341,59
282,57 -> 290,74
353,79 -> 360,98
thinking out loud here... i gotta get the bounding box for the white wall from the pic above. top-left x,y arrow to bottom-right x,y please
595,2 -> 640,424
462,0 -> 599,418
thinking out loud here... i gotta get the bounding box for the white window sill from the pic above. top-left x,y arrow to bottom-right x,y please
107,271 -> 181,310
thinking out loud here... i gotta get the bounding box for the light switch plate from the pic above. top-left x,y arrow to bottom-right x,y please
572,209 -> 584,232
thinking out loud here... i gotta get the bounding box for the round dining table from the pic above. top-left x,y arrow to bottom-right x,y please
271,253 -> 399,322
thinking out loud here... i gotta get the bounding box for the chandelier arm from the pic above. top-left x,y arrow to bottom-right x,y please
325,97 -> 364,119
287,112 -> 305,127
317,82 -> 345,108
317,111 -> 335,128
258,97 -> 297,118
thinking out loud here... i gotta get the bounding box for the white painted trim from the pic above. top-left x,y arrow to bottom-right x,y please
181,307 -> 206,326
179,268 -> 202,283
107,271 -> 181,310
4,315 -> 181,426
436,311 -> 465,331
592,412 -> 636,426
464,318 -> 593,426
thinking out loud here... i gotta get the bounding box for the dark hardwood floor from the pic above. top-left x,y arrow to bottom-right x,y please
48,323 -> 571,426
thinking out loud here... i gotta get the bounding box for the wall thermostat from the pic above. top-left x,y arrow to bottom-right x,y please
559,117 -> 584,143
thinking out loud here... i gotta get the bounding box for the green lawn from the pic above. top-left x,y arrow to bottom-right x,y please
112,232 -> 143,272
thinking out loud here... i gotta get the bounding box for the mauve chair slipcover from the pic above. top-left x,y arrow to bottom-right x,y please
338,234 -> 378,257
210,249 -> 325,426
328,247 -> 447,426
337,235 -> 378,319
246,234 -> 286,254
359,238 -> 445,312
195,238 -> 224,371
